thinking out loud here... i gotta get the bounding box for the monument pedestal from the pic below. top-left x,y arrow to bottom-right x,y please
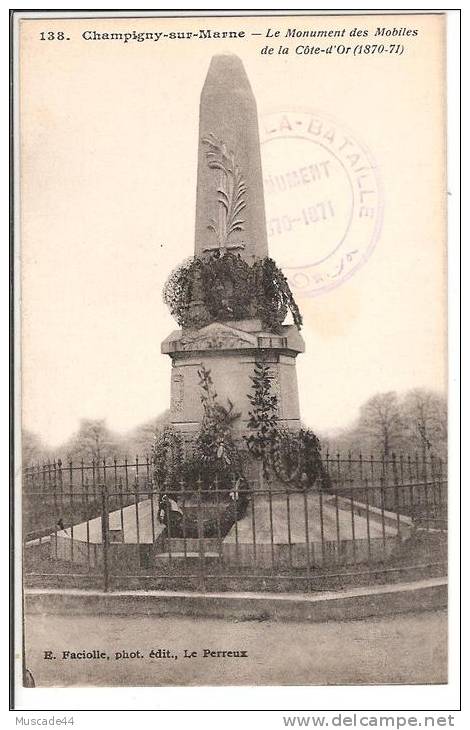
161,319 -> 305,439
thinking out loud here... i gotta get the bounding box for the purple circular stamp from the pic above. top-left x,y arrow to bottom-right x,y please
260,109 -> 384,297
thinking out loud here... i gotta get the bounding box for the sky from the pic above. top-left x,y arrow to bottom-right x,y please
19,14 -> 447,447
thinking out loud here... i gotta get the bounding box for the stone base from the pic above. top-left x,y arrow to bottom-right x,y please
223,494 -> 412,568
161,319 -> 305,437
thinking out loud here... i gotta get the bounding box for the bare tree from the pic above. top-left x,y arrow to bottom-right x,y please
22,429 -> 49,467
358,392 -> 403,457
65,419 -> 120,463
401,388 -> 447,458
125,410 -> 170,458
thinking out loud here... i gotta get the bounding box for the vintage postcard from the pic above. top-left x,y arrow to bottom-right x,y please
13,9 -> 452,701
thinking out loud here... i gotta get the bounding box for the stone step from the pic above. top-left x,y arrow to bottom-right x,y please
160,537 -> 221,552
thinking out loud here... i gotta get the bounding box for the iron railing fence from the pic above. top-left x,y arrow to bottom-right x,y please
23,454 -> 447,593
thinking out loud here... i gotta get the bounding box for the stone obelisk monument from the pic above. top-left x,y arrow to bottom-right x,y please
162,54 -> 304,438
194,54 -> 268,263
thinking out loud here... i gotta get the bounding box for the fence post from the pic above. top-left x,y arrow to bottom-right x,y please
422,449 -> 429,530
197,477 -> 205,592
438,456 -> 444,514
163,478 -> 172,566
302,487 -> 312,588
391,453 -> 401,539
57,459 -> 64,517
180,478 -> 187,562
430,453 -> 436,521
69,460 -> 74,563
214,476 -> 223,565
348,451 -> 356,564
101,460 -> 109,593
84,470 -> 91,566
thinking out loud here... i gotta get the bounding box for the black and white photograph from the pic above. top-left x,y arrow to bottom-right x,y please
11,8 -> 460,714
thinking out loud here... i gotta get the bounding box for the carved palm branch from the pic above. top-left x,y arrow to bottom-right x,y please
202,134 -> 246,247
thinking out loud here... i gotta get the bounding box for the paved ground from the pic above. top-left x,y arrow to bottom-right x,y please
25,609 -> 447,687
225,494 -> 402,543
52,493 -> 401,545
